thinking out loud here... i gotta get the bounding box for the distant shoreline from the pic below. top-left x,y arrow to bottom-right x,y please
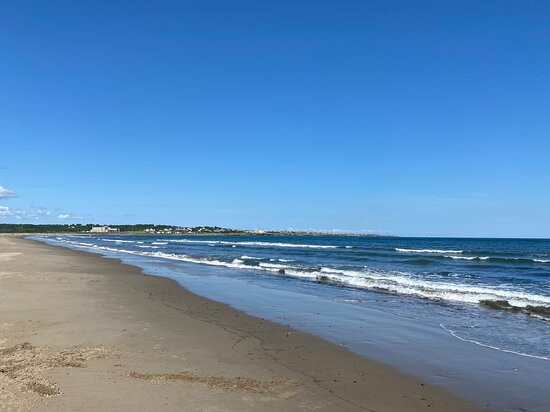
0,224 -> 396,237
2,232 -> 397,238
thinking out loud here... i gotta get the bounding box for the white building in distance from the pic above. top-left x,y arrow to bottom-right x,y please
90,226 -> 119,233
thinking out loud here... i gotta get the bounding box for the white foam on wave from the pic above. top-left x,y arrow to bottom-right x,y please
440,324 -> 550,361
170,239 -> 340,249
102,238 -> 135,244
444,255 -> 490,261
152,242 -> 168,245
396,248 -> 463,254
240,255 -> 265,260
240,255 -> 294,263
445,255 -> 550,264
314,267 -> 550,308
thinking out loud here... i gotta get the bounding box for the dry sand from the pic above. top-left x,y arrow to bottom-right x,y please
0,236 -> 486,411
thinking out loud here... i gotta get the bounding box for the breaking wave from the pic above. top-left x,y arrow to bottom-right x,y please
395,248 -> 463,254
444,255 -> 550,264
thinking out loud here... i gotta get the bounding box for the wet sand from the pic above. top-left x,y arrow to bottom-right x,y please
0,236 -> 485,411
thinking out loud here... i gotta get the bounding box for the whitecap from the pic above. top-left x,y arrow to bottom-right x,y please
396,248 -> 463,254
444,255 -> 490,261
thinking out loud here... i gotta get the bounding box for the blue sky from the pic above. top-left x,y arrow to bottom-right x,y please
1,1 -> 549,237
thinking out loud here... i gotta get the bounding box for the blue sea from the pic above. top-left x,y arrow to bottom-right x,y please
36,234 -> 550,411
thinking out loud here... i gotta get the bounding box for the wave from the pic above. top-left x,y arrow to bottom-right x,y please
458,249 -> 550,258
395,248 -> 463,254
313,267 -> 550,308
444,255 -> 550,264
152,242 -> 168,245
240,255 -> 266,260
440,324 -> 550,361
169,239 -> 341,249
396,248 -> 550,264
101,238 -> 135,244
444,255 -> 490,261
240,255 -> 294,263
73,242 -> 95,247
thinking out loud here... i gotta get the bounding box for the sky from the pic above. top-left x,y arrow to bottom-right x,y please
1,1 -> 549,237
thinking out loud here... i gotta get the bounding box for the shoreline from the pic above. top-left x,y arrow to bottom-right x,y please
0,231 -> 396,238
0,236 -> 483,411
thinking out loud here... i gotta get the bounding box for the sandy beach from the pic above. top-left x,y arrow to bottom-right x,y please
0,236 -> 484,411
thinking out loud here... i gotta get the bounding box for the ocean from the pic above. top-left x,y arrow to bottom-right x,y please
36,234 -> 550,411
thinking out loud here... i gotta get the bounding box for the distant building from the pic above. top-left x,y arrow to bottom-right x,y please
90,226 -> 119,233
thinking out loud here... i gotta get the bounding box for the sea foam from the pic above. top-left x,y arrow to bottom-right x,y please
396,248 -> 463,254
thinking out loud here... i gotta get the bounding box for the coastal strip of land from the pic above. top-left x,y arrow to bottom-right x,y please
0,236 -> 484,411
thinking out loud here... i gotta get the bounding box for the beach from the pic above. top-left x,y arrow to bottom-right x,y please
0,236 -> 485,411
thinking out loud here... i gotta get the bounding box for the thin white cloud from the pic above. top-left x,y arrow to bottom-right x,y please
0,206 -> 56,221
36,209 -> 51,216
0,205 -> 83,222
58,213 -> 82,220
0,186 -> 16,198
0,206 -> 39,220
